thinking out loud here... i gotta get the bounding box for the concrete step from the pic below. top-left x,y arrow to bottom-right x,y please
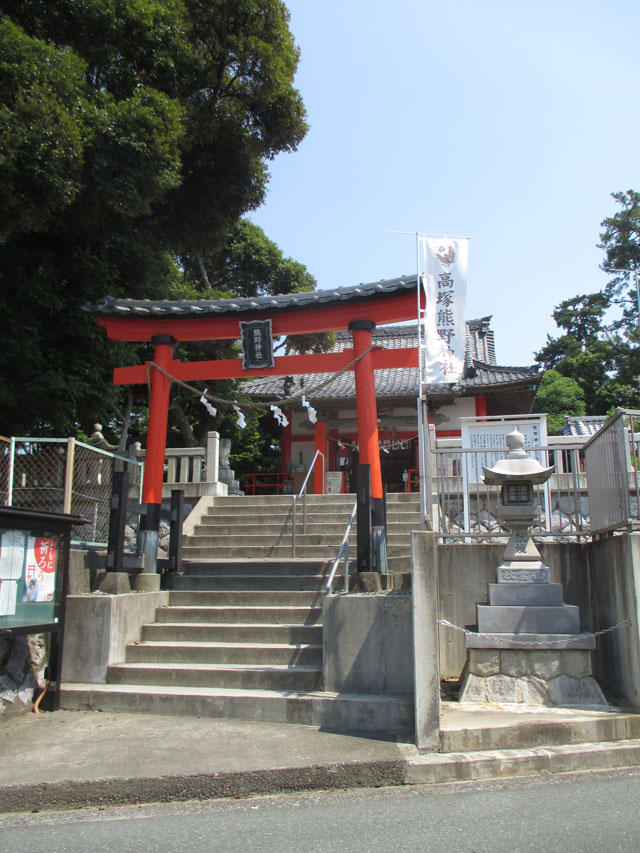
198,515 -> 420,537
155,605 -> 323,625
203,508 -> 352,522
184,529 -> 416,547
174,574 -> 332,592
207,498 -> 355,513
182,544 -> 344,559
168,590 -> 324,606
125,641 -> 323,666
184,533 -> 349,548
179,560 -> 333,576
107,662 -> 324,691
59,683 -> 414,734
406,740 -> 640,785
182,546 -> 412,561
211,493 -> 357,504
440,706 -> 640,752
141,622 -> 322,644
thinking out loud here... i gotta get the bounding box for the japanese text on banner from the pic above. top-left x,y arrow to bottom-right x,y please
420,237 -> 468,384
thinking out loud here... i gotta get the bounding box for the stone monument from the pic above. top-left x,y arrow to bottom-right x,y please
218,438 -> 243,496
459,428 -> 606,706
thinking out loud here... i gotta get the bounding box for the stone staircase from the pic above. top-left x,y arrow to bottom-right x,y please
181,492 -> 420,569
61,493 -> 420,732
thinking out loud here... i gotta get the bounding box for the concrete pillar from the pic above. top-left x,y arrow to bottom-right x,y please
411,530 -> 441,752
206,431 -> 220,482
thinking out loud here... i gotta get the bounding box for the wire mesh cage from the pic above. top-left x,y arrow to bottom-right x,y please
0,437 -> 10,506
7,438 -> 143,546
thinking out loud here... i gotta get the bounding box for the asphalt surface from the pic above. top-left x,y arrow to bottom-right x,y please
2,769 -> 640,852
1,703 -> 639,814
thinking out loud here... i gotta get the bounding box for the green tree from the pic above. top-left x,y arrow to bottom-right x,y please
165,219 -> 331,450
535,192 -> 640,419
599,189 -> 640,332
0,1 -> 308,437
532,369 -> 586,435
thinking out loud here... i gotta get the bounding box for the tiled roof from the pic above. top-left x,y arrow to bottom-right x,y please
245,361 -> 540,402
84,276 -> 419,317
562,416 -> 607,437
243,320 -> 539,402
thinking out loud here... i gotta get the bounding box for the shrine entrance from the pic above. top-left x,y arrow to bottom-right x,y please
87,277 -> 424,580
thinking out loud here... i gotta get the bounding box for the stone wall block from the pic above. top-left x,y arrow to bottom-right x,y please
561,650 -> 592,679
459,673 -> 487,703
501,650 -> 530,677
530,650 -> 563,680
469,650 -> 500,676
485,673 -> 518,703
517,676 -> 550,705
548,674 -> 582,705
580,677 -> 607,705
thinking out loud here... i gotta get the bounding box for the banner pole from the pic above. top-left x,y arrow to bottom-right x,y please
416,234 -> 430,529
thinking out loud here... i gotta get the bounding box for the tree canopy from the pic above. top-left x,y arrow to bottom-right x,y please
534,191 -> 640,428
0,0 -> 308,437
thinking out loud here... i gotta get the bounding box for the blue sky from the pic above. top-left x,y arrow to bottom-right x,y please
250,0 -> 640,366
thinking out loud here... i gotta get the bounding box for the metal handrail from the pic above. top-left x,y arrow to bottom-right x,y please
291,449 -> 325,558
325,499 -> 357,595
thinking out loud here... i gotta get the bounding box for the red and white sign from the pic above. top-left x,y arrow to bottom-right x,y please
24,537 -> 57,602
419,237 -> 468,384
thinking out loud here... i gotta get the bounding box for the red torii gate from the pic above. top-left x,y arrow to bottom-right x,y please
90,278 -> 423,579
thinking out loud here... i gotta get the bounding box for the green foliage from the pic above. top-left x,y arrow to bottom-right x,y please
0,1 -> 308,437
599,189 -> 640,329
535,192 -> 640,422
532,369 -> 586,435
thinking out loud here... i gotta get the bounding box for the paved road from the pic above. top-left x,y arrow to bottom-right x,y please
2,768 -> 640,852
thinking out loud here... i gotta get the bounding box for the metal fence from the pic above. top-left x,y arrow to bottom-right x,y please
1,438 -> 144,546
584,409 -> 640,536
430,440 -> 589,540
0,436 -> 10,506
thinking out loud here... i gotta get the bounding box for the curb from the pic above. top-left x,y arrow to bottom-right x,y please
0,759 -> 407,814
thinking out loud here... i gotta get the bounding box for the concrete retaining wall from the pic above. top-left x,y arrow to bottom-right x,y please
588,534 -> 640,710
323,594 -> 413,694
62,592 -> 169,683
438,542 -> 591,679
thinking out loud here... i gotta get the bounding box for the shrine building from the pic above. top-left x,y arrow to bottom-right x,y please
243,317 -> 541,494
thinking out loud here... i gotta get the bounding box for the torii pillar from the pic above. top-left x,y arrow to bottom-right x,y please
136,334 -> 175,588
349,320 -> 385,564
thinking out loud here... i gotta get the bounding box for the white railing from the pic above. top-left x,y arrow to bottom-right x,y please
430,438 -> 590,540
130,431 -> 223,499
325,499 -> 358,595
584,409 -> 640,536
291,449 -> 325,558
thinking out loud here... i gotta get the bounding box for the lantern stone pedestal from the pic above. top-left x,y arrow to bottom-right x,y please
459,429 -> 606,706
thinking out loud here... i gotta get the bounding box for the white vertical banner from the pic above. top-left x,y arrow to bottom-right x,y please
419,236 -> 468,384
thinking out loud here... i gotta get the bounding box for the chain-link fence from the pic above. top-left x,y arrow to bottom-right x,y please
0,436 -> 10,506
3,438 -> 144,546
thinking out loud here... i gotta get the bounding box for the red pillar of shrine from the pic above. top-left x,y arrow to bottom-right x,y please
139,335 -> 175,583
314,420 -> 326,494
349,320 -> 383,500
475,395 -> 488,419
280,416 -> 292,475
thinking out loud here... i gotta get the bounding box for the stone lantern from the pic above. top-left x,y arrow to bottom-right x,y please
481,428 -> 555,584
459,428 -> 606,706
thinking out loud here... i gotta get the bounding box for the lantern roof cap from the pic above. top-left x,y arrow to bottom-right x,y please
482,428 -> 555,485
